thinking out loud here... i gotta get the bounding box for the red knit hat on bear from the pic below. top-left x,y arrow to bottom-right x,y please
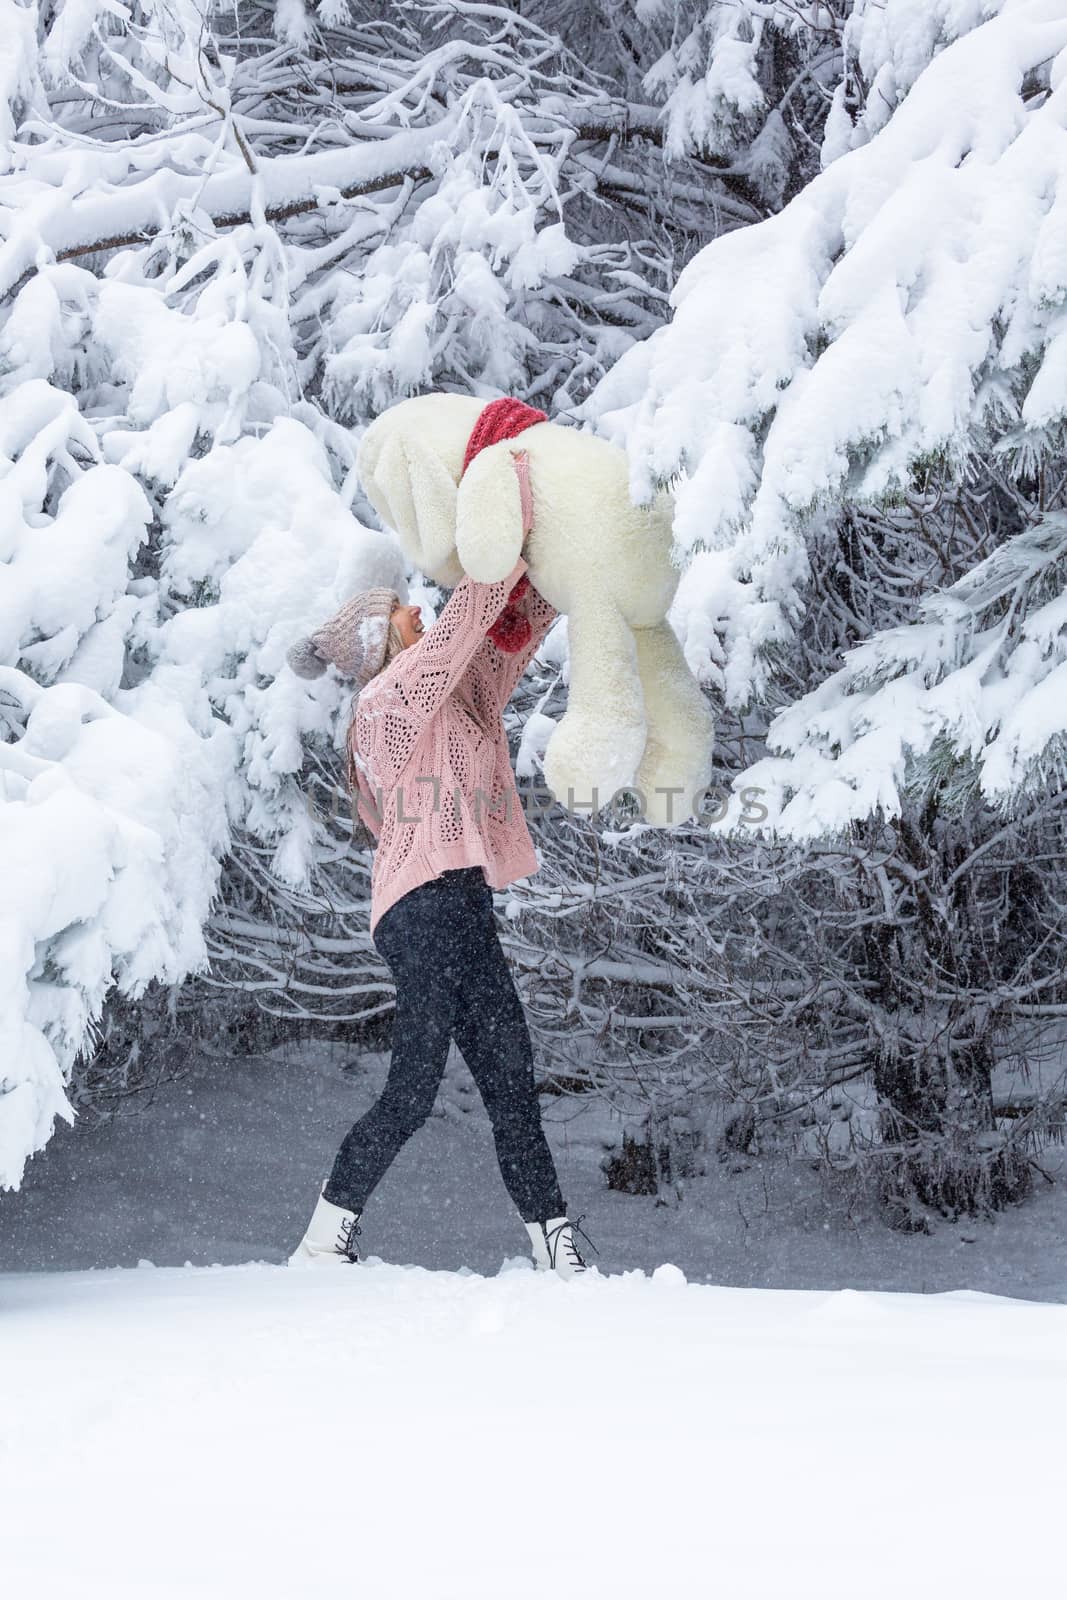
461,397 -> 547,654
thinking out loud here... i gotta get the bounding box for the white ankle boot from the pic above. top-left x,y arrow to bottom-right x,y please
524,1216 -> 593,1279
288,1192 -> 362,1266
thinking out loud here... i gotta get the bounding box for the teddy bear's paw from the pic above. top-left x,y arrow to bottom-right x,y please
632,697 -> 715,825
635,748 -> 711,826
637,769 -> 702,826
543,712 -> 645,813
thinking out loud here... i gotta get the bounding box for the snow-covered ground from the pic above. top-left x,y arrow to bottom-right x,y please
5,1254 -> 1066,1598
4,1044 -> 1067,1596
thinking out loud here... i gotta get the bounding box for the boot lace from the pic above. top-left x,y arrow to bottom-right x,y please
545,1215 -> 598,1272
336,1214 -> 362,1263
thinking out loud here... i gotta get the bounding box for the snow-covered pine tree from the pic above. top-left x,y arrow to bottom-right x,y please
579,0 -> 1067,1217
589,0 -> 1067,742
635,0 -> 848,204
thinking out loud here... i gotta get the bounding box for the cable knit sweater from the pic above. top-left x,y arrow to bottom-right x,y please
347,552 -> 558,936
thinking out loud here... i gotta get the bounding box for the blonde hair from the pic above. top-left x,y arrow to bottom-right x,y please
383,617 -> 406,667
345,613 -> 405,797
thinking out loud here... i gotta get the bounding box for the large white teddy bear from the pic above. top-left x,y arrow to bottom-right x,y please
356,392 -> 714,826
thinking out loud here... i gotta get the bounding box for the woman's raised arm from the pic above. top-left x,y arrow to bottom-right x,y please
355,556 -> 528,787
477,580 -> 559,710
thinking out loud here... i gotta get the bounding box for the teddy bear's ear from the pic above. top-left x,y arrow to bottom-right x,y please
364,430 -> 458,573
455,445 -> 524,583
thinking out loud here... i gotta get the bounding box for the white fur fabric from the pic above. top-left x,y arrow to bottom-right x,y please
357,393 -> 714,824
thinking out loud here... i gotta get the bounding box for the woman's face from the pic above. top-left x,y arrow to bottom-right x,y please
390,602 -> 424,650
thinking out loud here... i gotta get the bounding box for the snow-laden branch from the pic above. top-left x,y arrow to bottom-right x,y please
741,512 -> 1067,834
0,126 -> 440,303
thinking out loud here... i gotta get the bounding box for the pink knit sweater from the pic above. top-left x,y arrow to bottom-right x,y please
347,550 -> 558,936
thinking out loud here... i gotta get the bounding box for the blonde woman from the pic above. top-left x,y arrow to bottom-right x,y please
286,550 -> 592,1277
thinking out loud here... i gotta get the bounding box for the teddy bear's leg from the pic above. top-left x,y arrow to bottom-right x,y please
631,622 -> 715,826
542,598 -> 647,813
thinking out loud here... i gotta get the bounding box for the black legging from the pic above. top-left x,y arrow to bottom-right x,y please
324,866 -> 566,1223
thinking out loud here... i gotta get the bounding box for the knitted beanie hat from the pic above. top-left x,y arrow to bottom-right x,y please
286,586 -> 401,689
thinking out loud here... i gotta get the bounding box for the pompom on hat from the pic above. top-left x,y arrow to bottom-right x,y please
286,586 -> 401,690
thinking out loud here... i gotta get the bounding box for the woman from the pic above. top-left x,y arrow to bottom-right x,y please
285,530 -> 590,1277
